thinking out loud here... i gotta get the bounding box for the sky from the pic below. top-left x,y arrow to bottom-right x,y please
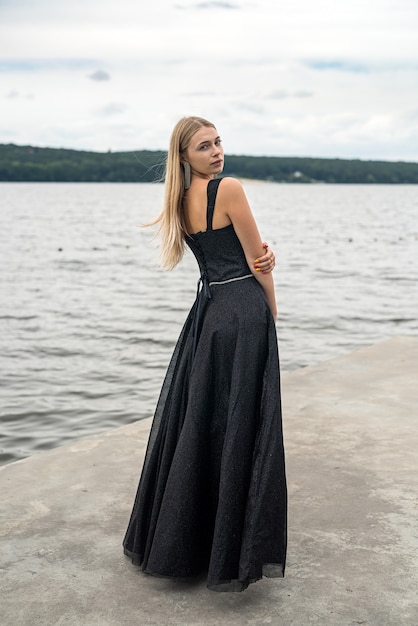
1,0 -> 418,160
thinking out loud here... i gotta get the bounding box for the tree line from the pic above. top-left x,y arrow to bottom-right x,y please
1,143 -> 418,184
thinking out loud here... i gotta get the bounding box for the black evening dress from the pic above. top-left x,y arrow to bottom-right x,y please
123,178 -> 287,592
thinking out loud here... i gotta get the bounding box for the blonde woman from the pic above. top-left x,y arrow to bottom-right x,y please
123,116 -> 287,592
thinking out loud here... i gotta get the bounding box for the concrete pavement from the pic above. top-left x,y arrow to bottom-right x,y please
1,336 -> 418,625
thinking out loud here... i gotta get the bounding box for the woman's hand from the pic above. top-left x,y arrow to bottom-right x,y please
253,243 -> 276,274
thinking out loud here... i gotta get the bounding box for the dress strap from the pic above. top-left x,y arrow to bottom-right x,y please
206,178 -> 222,231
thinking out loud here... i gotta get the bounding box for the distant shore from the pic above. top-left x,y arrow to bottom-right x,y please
1,143 -> 418,183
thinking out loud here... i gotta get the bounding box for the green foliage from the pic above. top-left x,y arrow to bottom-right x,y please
223,155 -> 418,183
0,143 -> 417,183
0,145 -> 166,182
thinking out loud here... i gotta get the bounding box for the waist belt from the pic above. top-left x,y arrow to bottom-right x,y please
191,273 -> 253,359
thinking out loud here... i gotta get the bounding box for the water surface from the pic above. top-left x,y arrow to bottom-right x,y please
1,182 -> 417,464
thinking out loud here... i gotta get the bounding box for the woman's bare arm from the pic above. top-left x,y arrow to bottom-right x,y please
217,177 -> 277,320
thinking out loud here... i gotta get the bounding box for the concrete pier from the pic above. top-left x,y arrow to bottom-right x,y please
1,336 -> 418,625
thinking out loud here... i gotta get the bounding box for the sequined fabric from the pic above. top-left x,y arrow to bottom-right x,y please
123,178 -> 287,592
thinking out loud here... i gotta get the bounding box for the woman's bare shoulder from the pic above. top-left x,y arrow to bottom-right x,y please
218,176 -> 246,200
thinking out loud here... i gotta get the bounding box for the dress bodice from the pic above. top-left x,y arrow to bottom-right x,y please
185,179 -> 251,283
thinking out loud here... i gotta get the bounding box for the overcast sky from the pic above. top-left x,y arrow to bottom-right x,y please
1,0 -> 418,160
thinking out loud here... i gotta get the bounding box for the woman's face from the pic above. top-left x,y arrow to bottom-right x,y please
184,126 -> 224,179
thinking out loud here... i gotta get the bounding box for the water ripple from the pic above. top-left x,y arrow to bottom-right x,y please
1,182 -> 417,465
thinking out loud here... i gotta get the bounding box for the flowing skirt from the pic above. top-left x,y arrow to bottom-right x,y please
123,278 -> 287,592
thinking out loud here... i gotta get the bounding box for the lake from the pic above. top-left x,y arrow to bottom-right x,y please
1,182 -> 417,465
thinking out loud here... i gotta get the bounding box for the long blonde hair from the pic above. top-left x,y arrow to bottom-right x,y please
149,116 -> 216,270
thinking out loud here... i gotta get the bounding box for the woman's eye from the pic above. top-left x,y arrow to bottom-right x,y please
198,139 -> 221,150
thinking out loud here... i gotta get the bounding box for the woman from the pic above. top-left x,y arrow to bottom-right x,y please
123,116 -> 287,592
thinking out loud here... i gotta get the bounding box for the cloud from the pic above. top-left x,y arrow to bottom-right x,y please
88,69 -> 111,81
228,57 -> 279,68
195,1 -> 239,8
183,91 -> 214,97
234,102 -> 265,115
174,0 -> 240,11
0,59 -> 98,72
4,89 -> 34,99
294,90 -> 313,99
305,59 -> 369,73
95,102 -> 129,116
266,90 -> 313,100
175,1 -> 239,8
1,0 -> 417,160
306,59 -> 418,74
268,90 -> 289,100
398,108 -> 418,125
